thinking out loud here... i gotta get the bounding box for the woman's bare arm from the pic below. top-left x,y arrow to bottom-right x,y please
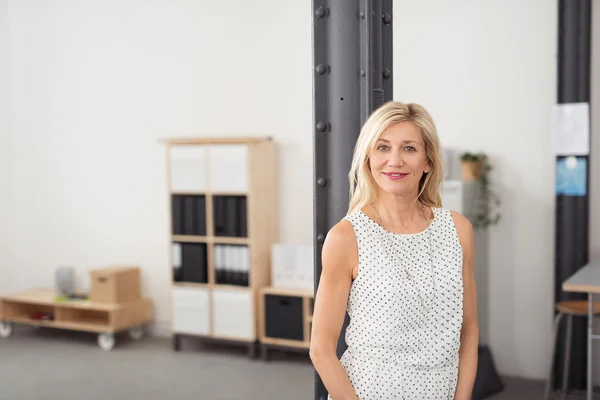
309,220 -> 359,400
451,211 -> 479,400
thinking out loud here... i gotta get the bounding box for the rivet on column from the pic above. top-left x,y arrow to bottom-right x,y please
316,64 -> 328,75
382,13 -> 392,25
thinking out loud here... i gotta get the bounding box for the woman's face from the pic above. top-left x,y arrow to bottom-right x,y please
368,121 -> 430,198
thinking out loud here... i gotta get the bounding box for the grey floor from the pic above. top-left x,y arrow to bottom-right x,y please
0,326 -> 593,400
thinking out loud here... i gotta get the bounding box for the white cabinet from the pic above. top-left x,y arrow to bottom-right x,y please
172,286 -> 210,335
169,145 -> 207,192
212,289 -> 254,340
207,144 -> 248,193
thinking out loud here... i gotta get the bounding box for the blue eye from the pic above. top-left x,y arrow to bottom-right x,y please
377,145 -> 389,151
405,146 -> 416,152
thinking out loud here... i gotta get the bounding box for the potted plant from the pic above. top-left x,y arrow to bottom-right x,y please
460,152 -> 484,181
460,152 -> 501,229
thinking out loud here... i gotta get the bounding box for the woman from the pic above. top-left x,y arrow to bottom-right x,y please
309,101 -> 479,400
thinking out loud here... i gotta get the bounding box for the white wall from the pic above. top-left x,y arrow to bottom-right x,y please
0,0 -> 15,294
4,0 -> 313,334
393,0 -> 557,379
2,0 -> 560,381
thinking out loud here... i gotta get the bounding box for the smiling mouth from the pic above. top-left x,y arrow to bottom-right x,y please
383,172 -> 408,180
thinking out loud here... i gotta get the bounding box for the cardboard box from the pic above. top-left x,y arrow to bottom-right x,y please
90,266 -> 141,304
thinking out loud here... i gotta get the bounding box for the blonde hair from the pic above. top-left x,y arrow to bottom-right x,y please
347,101 -> 443,215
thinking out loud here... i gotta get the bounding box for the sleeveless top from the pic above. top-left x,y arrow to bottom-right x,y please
331,207 -> 464,400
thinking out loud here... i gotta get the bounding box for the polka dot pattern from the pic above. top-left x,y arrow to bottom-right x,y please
328,207 -> 463,400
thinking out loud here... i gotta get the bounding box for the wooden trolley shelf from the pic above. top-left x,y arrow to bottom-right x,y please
0,288 -> 153,350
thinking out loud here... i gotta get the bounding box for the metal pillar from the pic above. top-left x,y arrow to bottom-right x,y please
553,0 -> 592,392
312,1 -> 393,399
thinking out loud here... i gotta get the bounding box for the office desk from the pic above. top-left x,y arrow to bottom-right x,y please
562,261 -> 600,400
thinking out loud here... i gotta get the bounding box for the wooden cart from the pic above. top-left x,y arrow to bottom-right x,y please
0,288 -> 152,350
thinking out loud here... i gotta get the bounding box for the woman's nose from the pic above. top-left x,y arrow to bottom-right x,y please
388,150 -> 404,167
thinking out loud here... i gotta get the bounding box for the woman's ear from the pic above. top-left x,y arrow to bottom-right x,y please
425,160 -> 432,173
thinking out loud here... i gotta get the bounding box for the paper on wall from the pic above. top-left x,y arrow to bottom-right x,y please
556,156 -> 587,196
552,103 -> 590,155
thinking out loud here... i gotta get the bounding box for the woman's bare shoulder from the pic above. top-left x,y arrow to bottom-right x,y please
321,219 -> 358,278
449,210 -> 474,251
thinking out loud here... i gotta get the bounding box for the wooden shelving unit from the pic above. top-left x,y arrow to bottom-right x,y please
0,288 -> 152,350
258,286 -> 314,360
165,136 -> 278,357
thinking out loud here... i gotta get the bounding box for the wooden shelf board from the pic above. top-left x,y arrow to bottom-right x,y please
0,289 -> 124,311
163,137 -> 272,146
173,282 -> 209,289
260,287 -> 314,298
4,316 -> 113,333
171,235 -> 249,245
210,333 -> 255,342
171,235 -> 209,243
260,337 -> 309,349
213,284 -> 250,292
212,236 -> 249,245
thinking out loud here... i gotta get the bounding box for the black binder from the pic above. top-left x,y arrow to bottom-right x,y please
183,197 -> 196,235
171,195 -> 184,234
181,243 -> 207,284
226,197 -> 238,237
238,197 -> 247,237
195,196 -> 206,235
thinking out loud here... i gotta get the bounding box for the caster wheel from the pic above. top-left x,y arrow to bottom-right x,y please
98,333 -> 115,351
128,325 -> 144,341
0,321 -> 12,338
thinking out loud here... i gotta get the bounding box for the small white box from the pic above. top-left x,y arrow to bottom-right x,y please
271,244 -> 314,291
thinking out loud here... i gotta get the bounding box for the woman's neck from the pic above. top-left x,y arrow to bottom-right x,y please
371,193 -> 427,231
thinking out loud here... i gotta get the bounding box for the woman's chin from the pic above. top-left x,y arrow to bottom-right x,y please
377,183 -> 417,198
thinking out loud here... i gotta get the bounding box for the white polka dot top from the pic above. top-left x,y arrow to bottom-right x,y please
330,207 -> 464,400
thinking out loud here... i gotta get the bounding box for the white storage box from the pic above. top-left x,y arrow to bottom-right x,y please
212,288 -> 254,340
172,286 -> 210,335
271,244 -> 314,291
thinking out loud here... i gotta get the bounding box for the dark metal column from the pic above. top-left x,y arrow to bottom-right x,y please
553,0 -> 592,392
312,1 -> 393,399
